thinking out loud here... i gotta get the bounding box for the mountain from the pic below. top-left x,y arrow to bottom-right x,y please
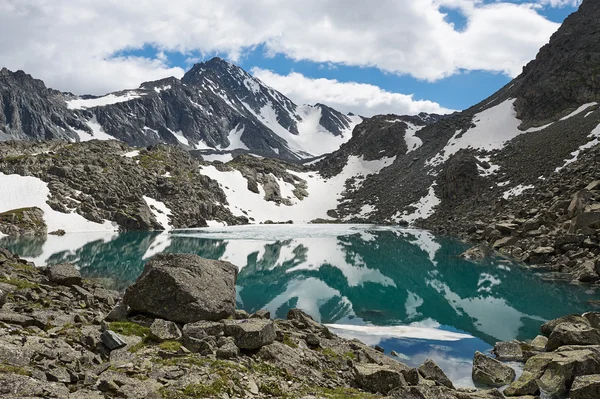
0,58 -> 363,161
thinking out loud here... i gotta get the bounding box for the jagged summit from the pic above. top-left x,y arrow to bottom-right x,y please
0,59 -> 366,160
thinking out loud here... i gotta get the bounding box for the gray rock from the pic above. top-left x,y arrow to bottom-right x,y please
541,314 -> 590,336
0,282 -> 15,308
493,340 -> 524,361
182,335 -> 215,355
216,341 -> 239,359
460,244 -> 492,261
250,309 -> 271,319
47,263 -> 82,286
182,320 -> 224,338
123,253 -> 237,323
571,374 -> 600,399
235,309 -> 250,319
101,330 -> 127,350
418,359 -> 455,389
0,310 -> 45,328
150,319 -> 182,341
546,322 -> 600,351
355,363 -> 407,394
530,335 -> 548,351
104,299 -> 129,322
472,351 -> 515,387
390,385 -> 457,398
583,312 -> 600,329
223,319 -> 277,350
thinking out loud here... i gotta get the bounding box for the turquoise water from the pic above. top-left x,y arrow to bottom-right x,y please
2,225 -> 597,386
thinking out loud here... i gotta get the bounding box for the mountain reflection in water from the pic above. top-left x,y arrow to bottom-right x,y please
2,224 -> 597,386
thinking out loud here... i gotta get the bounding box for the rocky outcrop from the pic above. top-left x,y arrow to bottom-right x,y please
0,207 -> 47,236
46,263 -> 82,287
500,313 -> 600,397
0,140 -> 247,230
122,253 -> 238,323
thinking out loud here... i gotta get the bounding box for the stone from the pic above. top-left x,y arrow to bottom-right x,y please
354,363 -> 407,394
149,319 -> 182,341
541,314 -> 590,336
495,223 -> 518,235
571,374 -> 600,399
493,340 -> 524,361
472,351 -> 515,387
0,282 -> 15,308
182,320 -> 224,338
418,359 -> 454,389
235,309 -> 250,319
568,190 -> 592,218
574,260 -> 600,283
546,322 -> 600,351
223,319 -> 277,350
389,385 -> 456,399
101,330 -> 127,350
586,181 -> 600,191
492,237 -> 516,249
460,244 -> 492,261
216,341 -> 240,359
123,253 -> 237,323
0,310 -> 45,328
182,335 -> 216,355
583,312 -> 600,329
532,246 -> 554,255
0,207 -> 47,236
537,348 -> 600,395
305,333 -> 320,348
530,335 -> 548,351
250,309 -> 271,319
47,263 -> 82,286
503,371 -> 540,396
570,212 -> 600,234
104,300 -> 129,322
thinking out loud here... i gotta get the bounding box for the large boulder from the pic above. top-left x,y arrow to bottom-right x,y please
355,363 -> 407,394
123,254 -> 237,323
546,322 -> 600,351
223,319 -> 276,350
541,314 -> 590,336
47,263 -> 82,287
571,374 -> 600,399
472,351 -> 515,387
493,340 -> 524,361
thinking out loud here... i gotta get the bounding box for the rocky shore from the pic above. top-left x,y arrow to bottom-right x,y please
5,248 -> 598,398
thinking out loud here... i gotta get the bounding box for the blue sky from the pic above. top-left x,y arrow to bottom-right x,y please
1,0 -> 582,116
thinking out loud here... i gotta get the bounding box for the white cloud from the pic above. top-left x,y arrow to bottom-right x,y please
252,68 -> 454,116
0,0 -> 567,95
536,0 -> 582,7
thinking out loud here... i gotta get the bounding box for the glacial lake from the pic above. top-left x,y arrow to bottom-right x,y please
2,224 -> 598,387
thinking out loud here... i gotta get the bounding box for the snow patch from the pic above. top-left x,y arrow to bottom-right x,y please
222,125 -> 248,151
0,173 -> 116,233
201,153 -> 234,163
560,103 -> 598,121
395,183 -> 440,225
142,196 -> 172,230
168,129 -> 190,147
502,184 -> 534,200
67,92 -> 143,109
123,150 -> 140,158
326,324 -> 472,342
76,117 -> 117,141
555,122 -> 600,172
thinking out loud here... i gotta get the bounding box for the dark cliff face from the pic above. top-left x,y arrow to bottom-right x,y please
0,58 -> 361,161
0,69 -> 84,141
513,0 -> 600,125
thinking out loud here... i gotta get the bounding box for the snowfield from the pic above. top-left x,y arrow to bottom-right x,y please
0,173 -> 116,233
67,92 -> 144,110
200,155 -> 395,224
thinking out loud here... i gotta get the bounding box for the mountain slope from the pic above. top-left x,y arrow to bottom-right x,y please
0,58 -> 362,161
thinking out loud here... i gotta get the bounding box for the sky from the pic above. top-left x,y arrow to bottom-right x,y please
0,0 -> 582,117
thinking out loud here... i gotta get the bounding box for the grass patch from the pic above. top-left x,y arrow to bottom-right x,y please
108,321 -> 151,338
260,381 -> 285,397
0,277 -> 38,290
320,347 -> 338,358
180,378 -> 230,398
282,333 -> 298,349
0,364 -> 31,376
304,386 -> 379,399
159,340 -> 182,351
343,351 -> 356,360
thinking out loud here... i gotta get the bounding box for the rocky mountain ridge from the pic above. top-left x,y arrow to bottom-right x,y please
0,58 -> 365,161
